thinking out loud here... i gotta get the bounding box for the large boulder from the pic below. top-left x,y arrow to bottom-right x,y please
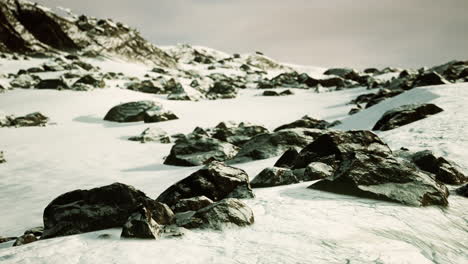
121,205 -> 161,239
206,81 -> 238,99
373,104 -> 444,131
274,116 -> 331,132
414,71 -> 450,87
42,183 -> 151,239
156,161 -> 254,208
128,127 -> 171,143
274,149 -> 300,168
103,100 -> 161,122
293,130 -> 391,169
230,128 -> 325,164
408,150 -> 467,185
176,198 -> 254,230
309,151 -> 449,206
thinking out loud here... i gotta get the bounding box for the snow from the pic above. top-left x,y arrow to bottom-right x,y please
0,58 -> 467,264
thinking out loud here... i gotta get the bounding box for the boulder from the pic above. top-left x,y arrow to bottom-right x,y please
177,198 -> 254,230
210,121 -> 269,147
143,109 -> 178,123
309,151 -> 449,206
156,161 -> 254,207
207,81 -> 238,99
11,112 -> 48,127
121,205 -> 161,239
414,71 -> 450,87
409,150 -> 467,185
173,196 -> 214,213
302,162 -> 334,180
262,90 -> 280,96
104,100 -> 161,122
230,128 -> 325,164
10,74 -> 40,88
128,127 -> 171,143
73,74 -> 105,89
293,130 -> 391,169
373,104 -> 444,131
273,149 -> 300,168
164,136 -> 239,166
250,167 -> 298,188
35,79 -> 69,90
42,183 -> 151,239
455,184 -> 468,197
274,116 -> 331,132
127,80 -> 164,94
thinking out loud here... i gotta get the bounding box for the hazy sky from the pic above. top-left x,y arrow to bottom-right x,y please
36,0 -> 468,69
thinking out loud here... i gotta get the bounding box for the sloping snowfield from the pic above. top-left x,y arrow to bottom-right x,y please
0,60 -> 467,264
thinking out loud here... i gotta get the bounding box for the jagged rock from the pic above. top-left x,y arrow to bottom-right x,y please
121,205 -> 161,239
176,198 -> 254,230
35,79 -> 69,90
10,74 -> 40,88
10,112 -> 48,127
104,100 -> 161,122
143,109 -> 178,123
207,81 -> 238,99
408,150 -> 467,185
164,136 -> 239,166
309,151 -> 449,206
147,201 -> 175,225
129,127 -> 171,143
0,151 -> 5,163
293,130 -> 391,169
230,128 -> 325,164
274,149 -> 300,168
73,74 -> 105,89
373,104 -> 444,131
210,121 -> 269,147
274,116 -> 331,132
455,184 -> 468,197
251,167 -> 298,188
173,196 -> 214,213
414,71 -> 450,87
157,161 -> 254,207
12,234 -> 37,247
42,183 -> 151,239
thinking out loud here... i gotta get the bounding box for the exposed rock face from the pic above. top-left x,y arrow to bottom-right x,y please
173,196 -> 214,213
230,128 -> 325,164
176,198 -> 254,230
164,136 -> 239,166
455,184 -> 468,197
121,205 -> 161,239
309,151 -> 449,206
373,104 -> 444,131
156,161 -> 254,208
0,0 -> 176,67
42,183 -> 151,239
292,130 -> 391,169
128,127 -> 171,143
35,79 -> 69,90
274,116 -> 331,132
104,101 -> 162,123
407,150 -> 467,185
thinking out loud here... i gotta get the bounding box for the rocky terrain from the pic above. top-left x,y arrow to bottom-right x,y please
0,1 -> 467,264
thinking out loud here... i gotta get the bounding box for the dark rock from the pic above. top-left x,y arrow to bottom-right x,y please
42,183 -> 151,239
364,68 -> 380,74
156,161 -> 254,207
177,198 -> 254,230
348,107 -> 361,115
309,151 -> 449,206
173,196 -> 214,213
274,116 -> 331,132
143,109 -> 178,123
280,89 -> 294,96
127,80 -> 165,94
274,149 -> 299,168
373,104 -> 444,131
164,135 -> 238,166
73,75 -> 105,88
104,100 -> 161,122
409,150 -> 467,185
35,79 -> 69,90
414,71 -> 450,87
262,90 -> 279,96
128,127 -> 171,143
121,205 -> 161,239
293,130 -> 391,169
24,226 -> 44,237
147,201 -> 175,225
319,77 -> 345,88
230,128 -> 325,164
251,167 -> 298,188
211,121 -> 269,147
13,234 -> 38,247
207,81 -> 238,99
0,151 -> 5,163
455,184 -> 468,197
152,67 -> 167,74
10,74 -> 40,88
11,112 -> 48,127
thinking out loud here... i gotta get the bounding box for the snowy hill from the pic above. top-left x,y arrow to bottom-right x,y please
0,1 -> 467,264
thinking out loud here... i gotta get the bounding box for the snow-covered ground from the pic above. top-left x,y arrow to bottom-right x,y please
0,59 -> 467,264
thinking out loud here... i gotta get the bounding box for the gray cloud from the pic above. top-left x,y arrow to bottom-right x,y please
36,0 -> 468,68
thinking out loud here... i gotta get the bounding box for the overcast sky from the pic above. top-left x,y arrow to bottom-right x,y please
36,0 -> 468,69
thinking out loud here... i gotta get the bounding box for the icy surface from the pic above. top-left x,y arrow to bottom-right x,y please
0,59 -> 467,264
